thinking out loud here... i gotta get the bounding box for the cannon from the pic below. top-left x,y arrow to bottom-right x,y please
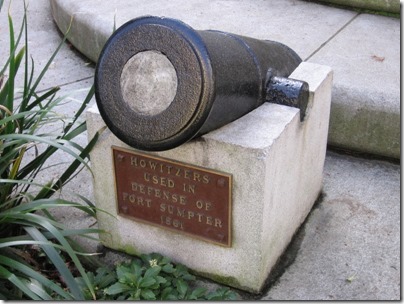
95,16 -> 309,151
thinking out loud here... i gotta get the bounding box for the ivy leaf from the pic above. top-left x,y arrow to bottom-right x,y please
188,287 -> 207,300
175,264 -> 195,280
155,275 -> 167,285
127,289 -> 141,300
104,282 -> 131,295
139,277 -> 156,288
95,267 -> 117,288
162,264 -> 175,274
205,287 -> 239,300
116,265 -> 130,281
224,290 -> 240,300
159,256 -> 171,265
160,286 -> 174,300
141,289 -> 156,300
176,279 -> 188,297
205,292 -> 222,300
144,265 -> 161,278
122,272 -> 138,284
166,293 -> 180,300
130,261 -> 143,279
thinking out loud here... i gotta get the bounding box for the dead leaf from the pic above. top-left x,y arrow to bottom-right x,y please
346,275 -> 356,283
371,55 -> 385,62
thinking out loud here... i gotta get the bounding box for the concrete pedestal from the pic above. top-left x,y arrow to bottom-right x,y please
87,62 -> 332,292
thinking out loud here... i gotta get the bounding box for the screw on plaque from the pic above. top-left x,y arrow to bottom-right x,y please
117,154 -> 125,162
121,205 -> 128,214
217,178 -> 226,187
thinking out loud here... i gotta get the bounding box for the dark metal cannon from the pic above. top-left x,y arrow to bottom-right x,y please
95,16 -> 308,151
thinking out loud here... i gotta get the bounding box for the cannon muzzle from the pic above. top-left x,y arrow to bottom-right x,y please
95,16 -> 308,151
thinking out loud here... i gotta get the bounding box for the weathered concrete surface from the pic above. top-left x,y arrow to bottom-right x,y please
308,13 -> 400,159
49,0 -> 400,159
314,0 -> 400,13
264,151 -> 400,300
0,0 -> 399,300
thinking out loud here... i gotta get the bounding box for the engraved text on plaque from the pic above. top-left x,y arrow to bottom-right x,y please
112,147 -> 232,246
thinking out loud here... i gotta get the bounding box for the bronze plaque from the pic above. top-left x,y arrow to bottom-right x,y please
112,146 -> 232,247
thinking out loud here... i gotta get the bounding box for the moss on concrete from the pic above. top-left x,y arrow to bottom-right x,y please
192,270 -> 261,294
328,102 -> 400,159
119,244 -> 141,257
313,0 -> 400,15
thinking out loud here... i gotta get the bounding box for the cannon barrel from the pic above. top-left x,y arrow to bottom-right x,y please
95,16 -> 308,151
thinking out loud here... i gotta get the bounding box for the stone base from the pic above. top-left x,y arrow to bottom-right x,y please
86,62 -> 332,293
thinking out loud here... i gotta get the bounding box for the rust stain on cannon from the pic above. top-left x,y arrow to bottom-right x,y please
112,146 -> 233,247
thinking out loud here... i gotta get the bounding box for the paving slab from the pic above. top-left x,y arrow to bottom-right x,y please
49,0 -> 400,159
263,151 -> 400,300
308,13 -> 400,158
50,0 -> 356,62
0,0 -> 94,93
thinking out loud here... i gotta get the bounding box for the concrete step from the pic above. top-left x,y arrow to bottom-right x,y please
314,0 -> 400,14
49,0 -> 400,159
